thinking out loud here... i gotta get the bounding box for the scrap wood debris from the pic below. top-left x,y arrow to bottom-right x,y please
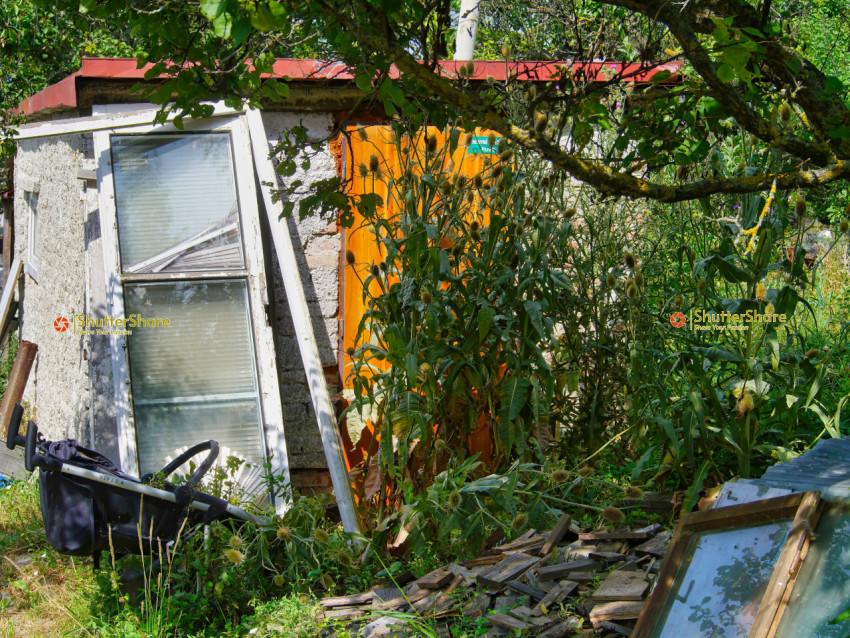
317,514 -> 674,637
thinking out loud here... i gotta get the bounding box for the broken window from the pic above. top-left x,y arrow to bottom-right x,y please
94,117 -> 289,495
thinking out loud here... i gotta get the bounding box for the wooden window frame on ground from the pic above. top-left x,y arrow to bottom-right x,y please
93,114 -> 291,511
632,490 -> 822,638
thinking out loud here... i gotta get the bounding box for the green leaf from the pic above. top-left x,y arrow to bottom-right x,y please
716,63 -> 735,83
355,72 -> 372,92
498,377 -> 531,423
478,306 -> 495,341
682,459 -> 711,514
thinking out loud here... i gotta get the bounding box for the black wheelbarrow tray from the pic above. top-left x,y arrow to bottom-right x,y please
4,402 -> 264,567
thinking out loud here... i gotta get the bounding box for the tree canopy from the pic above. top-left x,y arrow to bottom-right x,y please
27,0 -> 850,204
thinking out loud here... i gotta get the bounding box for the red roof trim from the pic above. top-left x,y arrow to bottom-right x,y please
18,57 -> 683,117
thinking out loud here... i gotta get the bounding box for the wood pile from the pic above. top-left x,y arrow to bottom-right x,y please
318,515 -> 672,637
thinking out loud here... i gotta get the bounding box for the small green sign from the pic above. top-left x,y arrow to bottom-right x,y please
468,136 -> 499,154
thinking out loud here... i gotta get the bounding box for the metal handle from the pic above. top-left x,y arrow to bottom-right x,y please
5,403 -> 24,450
154,440 -> 220,489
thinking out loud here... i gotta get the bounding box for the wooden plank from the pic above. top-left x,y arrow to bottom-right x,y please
418,568 -> 454,590
506,579 -> 547,601
633,531 -> 671,558
372,586 -> 403,609
0,340 -> 36,442
247,109 -> 360,534
578,531 -> 653,541
589,601 -> 645,627
750,490 -> 822,638
0,446 -> 25,480
599,620 -> 634,636
541,514 -> 573,556
320,591 -> 374,607
539,619 -> 583,638
591,571 -> 650,601
564,571 -> 598,583
320,606 -> 368,621
589,551 -> 630,565
373,586 -> 431,610
531,581 -> 577,616
487,613 -> 528,631
0,258 -> 22,348
477,553 -> 539,588
493,535 -> 545,554
461,554 -> 504,568
536,558 -> 599,581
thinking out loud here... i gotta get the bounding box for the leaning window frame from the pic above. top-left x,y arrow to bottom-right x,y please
93,114 -> 291,508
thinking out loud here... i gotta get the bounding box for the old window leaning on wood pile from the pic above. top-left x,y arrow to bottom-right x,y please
93,116 -> 288,502
633,491 -> 822,638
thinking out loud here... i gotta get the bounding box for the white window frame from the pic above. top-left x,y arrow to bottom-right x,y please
93,114 -> 291,510
24,189 -> 39,282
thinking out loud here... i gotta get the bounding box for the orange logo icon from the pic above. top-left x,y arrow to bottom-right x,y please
54,317 -> 70,332
670,312 -> 686,328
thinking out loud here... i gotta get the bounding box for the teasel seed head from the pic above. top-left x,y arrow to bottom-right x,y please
540,174 -> 550,188
492,165 -> 503,179
448,490 -> 462,509
357,128 -> 369,141
805,348 -> 819,359
606,274 -> 617,287
551,468 -> 569,483
358,162 -> 369,178
466,191 -> 475,204
499,149 -> 514,163
427,134 -> 438,154
795,198 -> 807,217
452,244 -> 463,258
697,279 -> 707,293
441,180 -> 452,196
487,133 -> 497,148
535,112 -> 548,133
501,44 -> 511,59
625,486 -> 645,499
510,253 -> 520,269
320,573 -> 334,590
473,173 -> 484,189
626,281 -> 638,299
673,294 -> 685,307
314,528 -> 330,544
578,464 -> 595,476
345,249 -> 356,265
603,506 -> 626,524
421,291 -> 432,303
379,261 -> 388,272
274,574 -> 285,586
624,252 -> 636,270
433,436 -> 445,452
512,512 -> 528,530
780,103 -> 792,123
368,154 -> 380,172
463,131 -> 474,147
755,282 -> 767,300
765,302 -> 775,316
635,272 -> 645,287
564,207 -> 576,219
839,219 -> 849,234
338,551 -> 354,568
225,549 -> 245,564
345,347 -> 355,357
370,264 -> 380,277
470,220 -> 480,232
229,535 -> 243,550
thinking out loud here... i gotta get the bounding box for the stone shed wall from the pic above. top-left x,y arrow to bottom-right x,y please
13,133 -> 94,443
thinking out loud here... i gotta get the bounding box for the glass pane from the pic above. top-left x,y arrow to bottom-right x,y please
111,134 -> 244,273
774,506 -> 850,638
651,520 -> 792,638
124,280 -> 265,475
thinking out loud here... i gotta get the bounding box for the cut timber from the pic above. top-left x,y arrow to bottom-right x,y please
578,531 -> 653,541
531,581 -> 577,616
591,571 -> 650,601
320,591 -> 374,608
589,601 -> 645,627
0,258 -> 22,348
321,606 -> 368,621
0,340 -> 37,441
373,586 -> 431,610
537,558 -> 599,581
477,553 -> 539,588
418,568 -> 454,590
487,613 -> 529,631
599,620 -> 635,636
541,514 -> 574,556
506,580 -> 547,601
539,618 -> 584,638
493,535 -> 545,554
633,530 -> 671,558
247,109 -> 360,534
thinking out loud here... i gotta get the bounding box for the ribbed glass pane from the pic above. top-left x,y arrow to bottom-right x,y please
124,280 -> 265,475
111,134 -> 244,273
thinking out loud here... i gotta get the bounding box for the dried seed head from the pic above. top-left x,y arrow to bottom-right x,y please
780,103 -> 792,123
338,551 -> 354,568
603,506 -> 626,524
370,264 -> 380,277
229,535 -> 243,550
673,295 -> 685,307
446,158 -> 456,173
473,173 -> 484,189
433,436 -> 445,451
486,74 -> 495,83
448,490 -> 462,509
441,180 -> 452,196
427,134 -> 439,153
764,302 -> 776,316
755,282 -> 767,300
626,282 -> 638,299
840,219 -> 849,234
688,248 -> 697,261
606,274 -> 617,287
225,549 -> 245,564
510,253 -> 520,269
345,347 -> 355,357
466,191 -> 475,204
471,230 -> 482,241
456,175 -> 468,190
368,154 -> 380,172
578,464 -> 595,476
501,44 -> 511,59
805,348 -> 820,359
274,574 -> 285,586
499,149 -> 514,163
795,198 -> 807,217
540,174 -> 551,188
358,162 -> 369,178
320,573 -> 334,590
470,220 -> 480,232
463,131 -> 474,147
466,61 -> 475,76
551,468 -> 569,483
624,486 -> 645,499
421,291 -> 432,303
452,244 -> 463,257
358,128 -> 369,141
535,112 -> 548,133
697,279 -> 707,293
635,272 -> 645,287
512,512 -> 528,530
564,208 -> 576,219
497,137 -> 507,153
345,250 -> 356,265
624,252 -> 636,270
314,528 -> 330,544
487,133 -> 497,149
379,261 -> 388,272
